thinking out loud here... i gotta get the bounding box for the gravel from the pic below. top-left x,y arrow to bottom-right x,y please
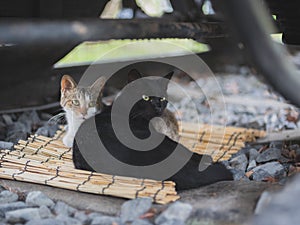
247,160 -> 257,172
6,122 -> 28,144
0,141 -> 14,150
91,215 -> 121,225
132,219 -> 154,225
55,215 -> 82,225
252,162 -> 286,181
25,218 -> 65,225
38,205 -> 53,219
5,208 -> 42,223
0,110 -> 61,146
0,202 -> 27,215
74,211 -> 89,224
2,114 -> 13,125
249,148 -> 259,161
26,191 -> 54,208
0,191 -> 19,204
173,74 -> 299,132
159,220 -> 185,225
155,202 -> 193,225
35,124 -> 59,137
0,187 -> 195,225
53,201 -> 76,217
256,148 -> 282,163
229,154 -> 248,171
87,212 -> 104,220
120,198 -> 152,223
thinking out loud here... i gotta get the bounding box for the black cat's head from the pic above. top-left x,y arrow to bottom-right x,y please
128,69 -> 174,120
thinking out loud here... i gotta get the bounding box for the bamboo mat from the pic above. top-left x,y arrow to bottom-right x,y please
179,122 -> 266,162
0,123 -> 265,204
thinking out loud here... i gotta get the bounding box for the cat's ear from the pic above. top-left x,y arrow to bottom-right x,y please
61,75 -> 77,92
128,69 -> 142,83
91,76 -> 106,93
161,71 -> 174,90
163,71 -> 174,81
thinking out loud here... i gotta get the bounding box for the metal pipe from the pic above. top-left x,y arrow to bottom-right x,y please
0,19 -> 226,46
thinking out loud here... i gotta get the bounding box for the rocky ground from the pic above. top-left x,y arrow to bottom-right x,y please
0,69 -> 300,224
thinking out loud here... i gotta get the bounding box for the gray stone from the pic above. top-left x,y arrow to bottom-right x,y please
56,215 -> 82,225
247,160 -> 257,172
91,216 -> 121,225
249,148 -> 259,161
250,175 -> 300,225
252,162 -> 285,181
25,218 -> 65,225
155,202 -> 192,225
231,147 -> 251,158
53,201 -> 76,216
278,155 -> 290,163
0,190 -> 18,204
269,141 -> 284,150
132,219 -> 153,225
159,220 -> 185,225
2,114 -> 13,125
36,124 -> 59,138
88,212 -> 104,220
256,148 -> 281,163
120,198 -> 152,223
6,122 -> 28,144
0,141 -> 14,150
230,168 -> 246,181
26,191 -> 54,208
5,208 -> 41,223
39,205 -> 53,219
0,201 -> 27,216
18,111 -> 41,131
229,154 -> 248,171
74,211 -> 89,224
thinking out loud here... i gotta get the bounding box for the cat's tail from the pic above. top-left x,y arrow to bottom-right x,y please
169,153 -> 233,191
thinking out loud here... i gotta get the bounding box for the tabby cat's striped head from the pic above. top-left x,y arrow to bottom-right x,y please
60,75 -> 106,120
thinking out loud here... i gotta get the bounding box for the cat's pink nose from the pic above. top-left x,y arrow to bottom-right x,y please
80,109 -> 87,117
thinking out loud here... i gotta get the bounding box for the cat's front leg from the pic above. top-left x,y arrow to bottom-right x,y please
63,132 -> 75,147
63,125 -> 68,131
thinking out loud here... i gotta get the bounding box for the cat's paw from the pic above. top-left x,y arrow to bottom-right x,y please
63,135 -> 74,148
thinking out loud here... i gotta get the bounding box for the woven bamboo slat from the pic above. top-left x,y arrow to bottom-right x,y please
0,123 -> 265,204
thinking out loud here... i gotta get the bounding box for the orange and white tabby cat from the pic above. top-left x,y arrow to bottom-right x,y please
60,75 -> 106,147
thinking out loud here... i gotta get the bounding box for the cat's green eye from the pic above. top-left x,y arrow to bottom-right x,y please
89,102 -> 95,107
160,97 -> 166,102
72,100 -> 80,106
142,95 -> 150,101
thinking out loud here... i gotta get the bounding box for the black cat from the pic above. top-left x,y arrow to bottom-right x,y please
73,69 -> 233,190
